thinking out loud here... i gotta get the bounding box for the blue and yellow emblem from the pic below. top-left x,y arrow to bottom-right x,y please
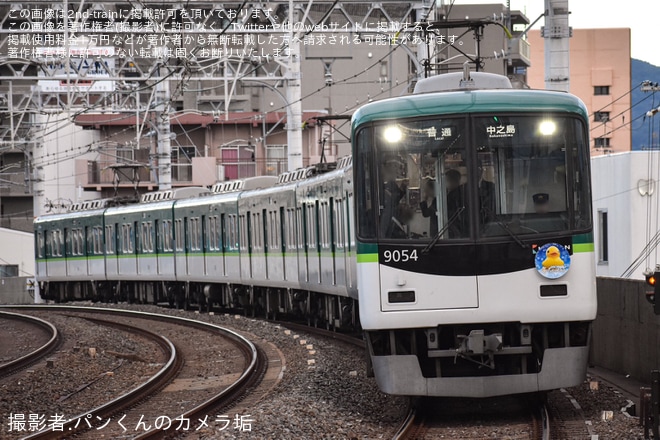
535,243 -> 570,279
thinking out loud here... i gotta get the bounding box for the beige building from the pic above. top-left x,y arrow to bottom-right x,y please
526,28 -> 632,154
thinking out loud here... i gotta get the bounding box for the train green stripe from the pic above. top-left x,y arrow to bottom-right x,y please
573,243 -> 594,253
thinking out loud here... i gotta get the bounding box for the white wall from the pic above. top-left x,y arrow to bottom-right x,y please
592,151 -> 660,279
0,227 -> 35,278
34,111 -> 101,217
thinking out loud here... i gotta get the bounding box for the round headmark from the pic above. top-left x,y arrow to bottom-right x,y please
535,243 -> 570,279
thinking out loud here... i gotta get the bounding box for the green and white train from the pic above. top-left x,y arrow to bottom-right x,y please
35,71 -> 597,398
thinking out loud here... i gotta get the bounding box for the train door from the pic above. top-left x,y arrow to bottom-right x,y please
185,216 -> 203,277
345,192 -> 357,292
155,219 -> 161,275
220,213 -> 227,277
85,226 -> 92,277
174,218 -> 185,279
246,212 -> 253,279
35,229 -> 45,279
63,227 -> 71,277
86,225 -> 102,278
285,207 -> 299,283
205,214 -> 222,277
279,207 -> 287,280
261,209 -> 269,280
105,223 -> 118,278
118,222 -> 137,276
65,226 -> 85,277
319,199 -> 333,286
297,206 -> 308,283
332,197 -> 345,287
201,214 -> 208,276
307,200 -> 321,284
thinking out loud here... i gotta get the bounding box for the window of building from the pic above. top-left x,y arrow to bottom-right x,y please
266,145 -> 287,176
220,145 -> 256,180
594,86 -> 610,95
171,146 -> 196,182
0,265 -> 18,277
594,111 -> 610,122
598,210 -> 608,264
594,138 -> 611,148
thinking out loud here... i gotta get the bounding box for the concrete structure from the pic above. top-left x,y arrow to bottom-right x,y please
592,277 -> 660,384
0,227 -> 35,278
591,151 -> 660,280
0,277 -> 36,304
527,28 -> 632,154
72,111 -> 327,199
0,227 -> 36,304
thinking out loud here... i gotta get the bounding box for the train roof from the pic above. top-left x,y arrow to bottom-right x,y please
351,88 -> 589,129
35,208 -> 106,223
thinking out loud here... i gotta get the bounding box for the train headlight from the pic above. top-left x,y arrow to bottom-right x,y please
539,120 -> 557,136
383,125 -> 403,143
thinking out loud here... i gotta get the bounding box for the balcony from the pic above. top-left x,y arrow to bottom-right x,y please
508,38 -> 531,68
77,157 -> 290,191
0,172 -> 31,197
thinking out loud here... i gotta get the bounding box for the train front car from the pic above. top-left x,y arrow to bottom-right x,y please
352,74 -> 596,398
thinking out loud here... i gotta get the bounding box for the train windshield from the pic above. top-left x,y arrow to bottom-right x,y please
356,114 -> 591,241
474,115 -> 591,238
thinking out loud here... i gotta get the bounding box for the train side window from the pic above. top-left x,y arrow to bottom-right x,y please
121,223 -> 134,254
174,219 -> 184,252
69,228 -> 81,256
239,214 -> 248,252
355,128 -> 376,239
121,224 -> 127,253
306,204 -> 316,249
346,194 -> 354,251
212,216 -> 220,251
286,208 -> 296,251
279,207 -> 286,253
296,207 -> 304,251
105,225 -> 115,254
207,216 -> 216,251
68,229 -> 75,256
226,214 -> 237,251
148,222 -> 154,252
79,228 -> 85,255
334,198 -> 345,251
141,222 -> 150,252
252,212 -> 262,251
320,201 -> 329,248
164,220 -> 173,252
37,231 -> 44,258
93,227 -> 102,255
57,230 -> 63,256
189,217 -> 201,251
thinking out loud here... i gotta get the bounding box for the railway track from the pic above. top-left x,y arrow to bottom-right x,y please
3,306 -> 267,440
392,395 -> 550,440
0,310 -> 60,379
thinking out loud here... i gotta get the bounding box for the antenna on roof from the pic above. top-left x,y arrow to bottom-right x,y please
459,61 -> 475,89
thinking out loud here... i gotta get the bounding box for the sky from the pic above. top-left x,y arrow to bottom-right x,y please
454,0 -> 660,67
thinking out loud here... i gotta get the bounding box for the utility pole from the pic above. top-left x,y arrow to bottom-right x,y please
542,0 -> 571,92
286,0 -> 304,171
156,77 -> 172,190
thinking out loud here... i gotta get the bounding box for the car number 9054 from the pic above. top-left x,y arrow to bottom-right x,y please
382,249 -> 419,263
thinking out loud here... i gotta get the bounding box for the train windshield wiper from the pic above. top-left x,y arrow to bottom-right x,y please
493,219 -> 528,249
421,206 -> 465,254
